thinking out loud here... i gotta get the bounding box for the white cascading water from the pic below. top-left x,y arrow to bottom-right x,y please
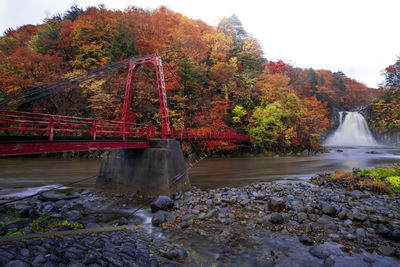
324,111 -> 378,146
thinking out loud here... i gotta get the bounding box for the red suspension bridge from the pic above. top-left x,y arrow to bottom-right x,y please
0,54 -> 249,156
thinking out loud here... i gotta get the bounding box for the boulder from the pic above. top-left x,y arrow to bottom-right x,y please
150,196 -> 173,212
268,198 -> 285,212
376,224 -> 390,237
151,210 -> 176,226
390,229 -> 400,242
270,212 -> 284,225
321,203 -> 337,216
66,210 -> 83,221
299,234 -> 314,245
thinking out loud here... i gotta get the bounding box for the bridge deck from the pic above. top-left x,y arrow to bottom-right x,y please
0,140 -> 150,156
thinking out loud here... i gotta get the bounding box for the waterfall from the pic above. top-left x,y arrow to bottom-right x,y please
324,111 -> 378,146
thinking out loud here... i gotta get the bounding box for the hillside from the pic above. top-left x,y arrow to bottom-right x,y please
0,5 -> 380,151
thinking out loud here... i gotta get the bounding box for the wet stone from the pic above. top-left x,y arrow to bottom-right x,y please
376,224 -> 390,237
270,212 -> 284,225
390,229 -> 400,242
297,212 -> 308,223
317,215 -> 332,225
150,196 -> 173,212
0,249 -> 15,262
205,199 -> 213,206
83,250 -> 101,265
32,255 -> 46,266
321,203 -> 337,216
268,198 -> 285,212
299,234 -> 314,245
353,211 -> 367,222
152,210 -> 176,226
378,245 -> 395,256
19,248 -> 31,258
324,257 -> 335,267
309,245 -> 330,259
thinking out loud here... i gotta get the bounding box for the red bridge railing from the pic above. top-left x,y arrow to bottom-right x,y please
0,110 -> 249,156
0,111 -> 155,141
170,128 -> 249,142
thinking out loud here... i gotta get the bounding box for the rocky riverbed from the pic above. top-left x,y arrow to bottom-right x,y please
1,176 -> 400,266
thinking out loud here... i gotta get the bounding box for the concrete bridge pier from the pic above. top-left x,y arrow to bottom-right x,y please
95,139 -> 191,196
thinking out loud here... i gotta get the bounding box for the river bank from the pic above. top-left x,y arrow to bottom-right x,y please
1,174 -> 399,266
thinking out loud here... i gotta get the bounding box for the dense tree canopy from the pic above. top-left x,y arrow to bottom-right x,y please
0,5 -> 381,152
368,57 -> 400,136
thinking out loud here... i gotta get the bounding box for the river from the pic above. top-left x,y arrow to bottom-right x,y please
1,146 -> 400,198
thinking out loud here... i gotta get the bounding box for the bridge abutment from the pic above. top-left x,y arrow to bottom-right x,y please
95,139 -> 191,196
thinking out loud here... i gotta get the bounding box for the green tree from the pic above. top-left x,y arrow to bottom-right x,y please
29,18 -> 62,55
306,68 -> 318,94
232,105 -> 247,123
249,102 -> 290,150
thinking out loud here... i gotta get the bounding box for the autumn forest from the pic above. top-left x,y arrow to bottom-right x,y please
0,5 -> 399,152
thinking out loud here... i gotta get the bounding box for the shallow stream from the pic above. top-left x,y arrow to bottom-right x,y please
0,146 -> 399,197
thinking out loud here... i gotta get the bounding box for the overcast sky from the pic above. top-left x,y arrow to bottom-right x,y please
1,0 -> 399,88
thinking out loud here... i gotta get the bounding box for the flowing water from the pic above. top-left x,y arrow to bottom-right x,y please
324,111 -> 377,146
0,146 -> 400,196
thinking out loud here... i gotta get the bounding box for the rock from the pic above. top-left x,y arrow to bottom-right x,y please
270,212 -> 284,225
66,210 -> 82,221
324,223 -> 339,231
299,234 -> 314,245
345,233 -> 356,240
83,250 -> 102,265
151,210 -> 176,226
389,229 -> 400,242
309,245 -> 329,259
345,211 -> 354,220
309,214 -> 319,222
0,250 -> 15,266
317,215 -> 332,225
4,260 -> 30,267
324,257 -> 335,267
352,168 -> 362,173
180,221 -> 189,229
42,204 -> 59,214
378,245 -> 395,256
20,248 -> 31,258
32,254 -> 46,265
240,199 -> 249,206
268,198 -> 285,212
355,228 -> 366,239
13,204 -> 32,218
38,192 -> 79,202
205,199 -> 213,206
353,211 -> 367,222
349,190 -> 365,199
297,212 -> 308,223
119,217 -> 128,225
204,209 -> 218,219
321,203 -> 337,216
343,219 -> 353,226
150,196 -> 173,212
376,224 -> 390,237
102,250 -> 123,265
338,210 -> 347,219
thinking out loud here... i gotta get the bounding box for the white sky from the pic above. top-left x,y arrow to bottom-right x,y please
0,0 -> 399,88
